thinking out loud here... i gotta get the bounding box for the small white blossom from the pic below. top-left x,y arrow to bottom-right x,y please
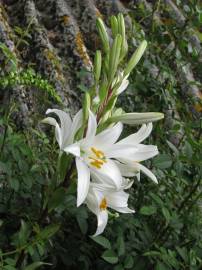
86,183 -> 134,236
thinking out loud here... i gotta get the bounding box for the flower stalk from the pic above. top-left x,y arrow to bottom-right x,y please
42,13 -> 164,236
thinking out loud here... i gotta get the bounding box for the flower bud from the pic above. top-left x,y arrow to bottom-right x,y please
109,34 -> 122,83
109,112 -> 164,125
124,40 -> 147,76
94,50 -> 102,83
110,15 -> 118,38
83,92 -> 91,122
96,18 -> 110,53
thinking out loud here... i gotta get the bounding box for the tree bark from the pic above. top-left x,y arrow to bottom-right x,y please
0,0 -> 130,125
0,0 -> 201,133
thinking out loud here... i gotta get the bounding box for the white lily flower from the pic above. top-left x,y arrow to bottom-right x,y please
86,183 -> 135,236
64,111 -> 158,207
64,111 -> 129,207
42,109 -> 83,151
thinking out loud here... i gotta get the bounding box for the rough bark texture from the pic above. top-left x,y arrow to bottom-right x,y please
0,0 -> 201,137
0,0 -> 133,126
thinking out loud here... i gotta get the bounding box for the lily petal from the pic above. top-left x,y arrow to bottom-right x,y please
85,110 -> 97,145
117,123 -> 153,145
69,109 -> 83,143
107,190 -> 129,208
112,206 -> 135,213
86,188 -> 99,215
93,210 -> 108,236
121,178 -> 134,189
114,161 -> 137,177
90,159 -> 123,190
42,117 -> 62,147
120,145 -> 158,162
93,122 -> 123,149
64,143 -> 81,157
137,162 -> 158,183
105,144 -> 137,159
91,173 -> 119,190
116,78 -> 129,94
46,109 -> 72,149
132,145 -> 158,161
76,157 -> 90,206
41,117 -> 57,126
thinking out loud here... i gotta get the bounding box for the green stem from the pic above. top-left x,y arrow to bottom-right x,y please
61,160 -> 75,188
0,95 -> 11,158
0,124 -> 8,157
56,151 -> 63,185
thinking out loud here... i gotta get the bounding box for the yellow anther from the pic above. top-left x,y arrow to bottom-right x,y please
88,147 -> 107,169
100,197 -> 107,211
90,159 -> 104,169
91,147 -> 105,159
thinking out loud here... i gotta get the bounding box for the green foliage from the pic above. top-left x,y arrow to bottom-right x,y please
0,43 -> 62,104
101,250 -> 118,264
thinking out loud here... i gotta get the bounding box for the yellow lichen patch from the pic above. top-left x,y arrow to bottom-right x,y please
0,4 -> 8,22
59,15 -> 70,26
198,91 -> 202,99
194,103 -> 202,112
194,92 -> 202,112
161,18 -> 175,26
75,31 -> 91,67
55,72 -> 65,83
43,48 -> 64,82
0,4 -> 12,36
95,8 -> 103,19
44,48 -> 61,70
100,197 -> 107,211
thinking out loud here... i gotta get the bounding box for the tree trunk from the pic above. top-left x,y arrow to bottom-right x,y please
0,0 -> 201,134
0,0 -> 129,126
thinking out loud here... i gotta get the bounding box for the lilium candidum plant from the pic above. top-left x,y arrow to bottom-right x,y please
42,13 -> 164,235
